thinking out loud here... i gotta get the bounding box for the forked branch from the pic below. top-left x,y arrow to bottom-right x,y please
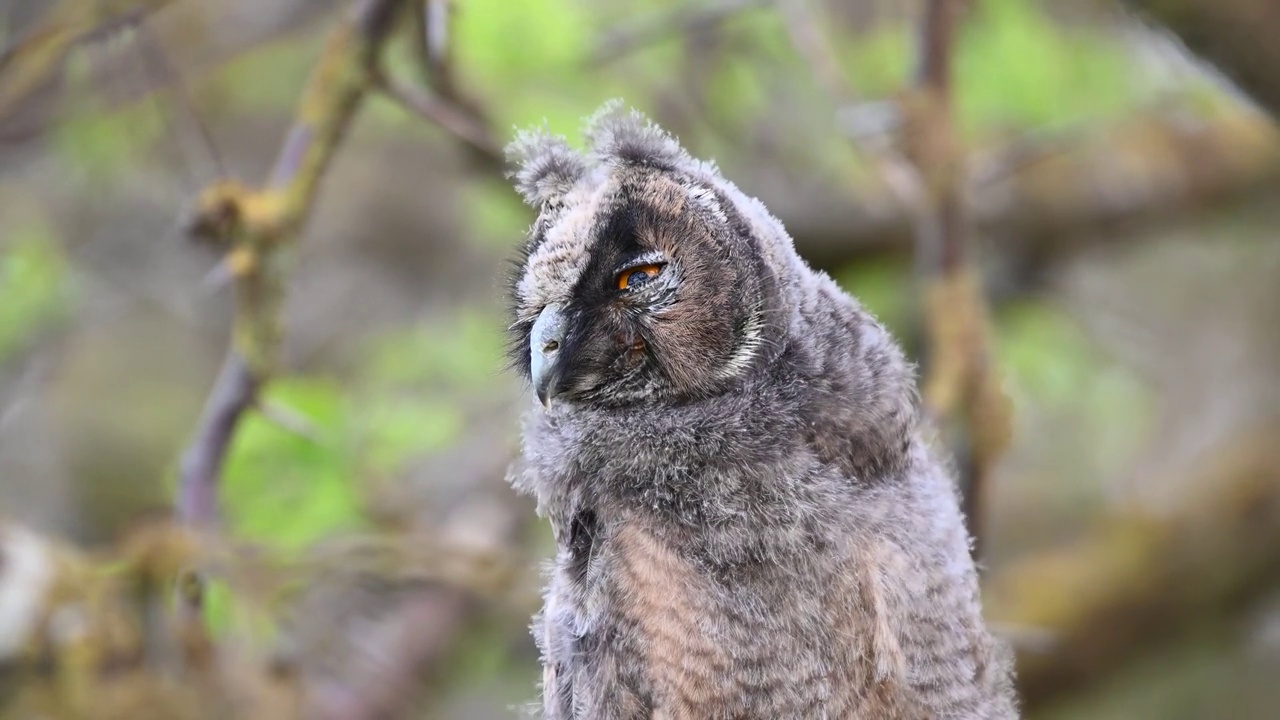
177,0 -> 411,531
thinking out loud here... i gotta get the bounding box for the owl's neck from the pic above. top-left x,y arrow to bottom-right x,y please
519,277 -> 920,540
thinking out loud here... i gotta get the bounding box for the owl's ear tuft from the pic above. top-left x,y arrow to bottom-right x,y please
506,126 -> 588,208
584,99 -> 689,170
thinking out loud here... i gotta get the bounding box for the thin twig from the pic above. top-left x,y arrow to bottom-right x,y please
779,0 -> 1007,556
170,5 -> 526,717
133,21 -> 227,181
0,0 -> 178,121
393,0 -> 501,171
587,0 -> 770,67
911,0 -> 965,271
408,0 -> 456,98
176,0 -> 410,564
177,354 -> 260,527
776,0 -> 924,209
373,69 -> 503,170
776,0 -> 856,102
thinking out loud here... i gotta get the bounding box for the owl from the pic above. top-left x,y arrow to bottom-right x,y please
504,101 -> 1017,720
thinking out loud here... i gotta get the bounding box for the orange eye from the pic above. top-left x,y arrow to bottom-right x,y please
616,263 -> 663,290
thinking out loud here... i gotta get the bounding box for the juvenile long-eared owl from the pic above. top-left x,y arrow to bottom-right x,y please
504,101 -> 1017,719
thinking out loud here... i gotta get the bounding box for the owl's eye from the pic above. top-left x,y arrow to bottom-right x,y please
616,263 -> 663,290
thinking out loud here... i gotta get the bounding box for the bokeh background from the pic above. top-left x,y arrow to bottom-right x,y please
1,0 -> 1278,718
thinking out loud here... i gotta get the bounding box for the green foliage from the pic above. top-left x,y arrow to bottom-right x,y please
830,0 -> 1139,140
221,377 -> 364,551
51,101 -> 165,183
51,51 -> 167,182
218,313 -> 506,552
0,217 -> 73,362
955,0 -> 1134,135
455,0 -> 603,136
361,311 -> 508,394
201,575 -> 236,636
841,24 -> 913,100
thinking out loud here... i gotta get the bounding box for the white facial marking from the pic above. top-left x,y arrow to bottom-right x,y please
686,183 -> 728,225
718,307 -> 764,380
517,182 -> 610,322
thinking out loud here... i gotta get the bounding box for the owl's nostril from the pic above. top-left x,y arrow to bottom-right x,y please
543,340 -> 560,353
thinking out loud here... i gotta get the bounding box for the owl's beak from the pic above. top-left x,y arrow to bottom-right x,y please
530,303 -> 568,408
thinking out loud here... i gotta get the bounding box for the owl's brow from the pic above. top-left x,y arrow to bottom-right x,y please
612,250 -> 667,274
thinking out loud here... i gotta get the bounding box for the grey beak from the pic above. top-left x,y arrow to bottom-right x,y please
530,303 -> 568,408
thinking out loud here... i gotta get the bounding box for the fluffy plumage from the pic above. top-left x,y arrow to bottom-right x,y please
505,101 -> 1017,719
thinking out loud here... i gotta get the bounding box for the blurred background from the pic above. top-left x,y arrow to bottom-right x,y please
0,0 -> 1278,718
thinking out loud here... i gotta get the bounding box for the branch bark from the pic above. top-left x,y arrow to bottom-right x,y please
587,0 -> 771,67
0,510 -> 530,719
176,354 -> 259,528
776,107 -> 1280,273
0,0 -> 178,123
1121,0 -> 1280,116
177,0 -> 410,530
897,0 -> 1010,558
167,2 -> 517,716
987,423 -> 1280,711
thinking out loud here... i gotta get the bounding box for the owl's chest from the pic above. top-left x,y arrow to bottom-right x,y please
557,518 -> 875,717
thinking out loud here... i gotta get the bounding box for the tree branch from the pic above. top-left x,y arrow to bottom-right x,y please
587,0 -> 771,67
408,0 -> 456,98
167,2 -> 526,716
0,0 -> 178,123
373,69 -> 503,171
778,106 -> 1280,272
1121,0 -> 1280,116
858,0 -> 1004,559
177,0 -> 410,546
176,354 -> 259,528
988,424 -> 1280,711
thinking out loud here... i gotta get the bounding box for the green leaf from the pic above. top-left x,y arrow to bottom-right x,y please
955,0 -> 1134,136
0,218 -> 73,362
221,377 -> 365,550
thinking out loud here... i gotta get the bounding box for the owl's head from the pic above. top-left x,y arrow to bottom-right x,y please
505,102 -> 801,409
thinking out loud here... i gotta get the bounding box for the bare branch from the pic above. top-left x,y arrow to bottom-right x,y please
587,0 -> 770,67
164,3 -> 526,716
903,0 -> 1009,560
373,69 -> 503,171
132,21 -> 227,181
990,424 -> 1280,710
781,0 -> 1008,555
176,0 -> 412,578
408,0 -> 456,98
776,0 -> 924,209
0,0 -> 178,122
776,0 -> 857,102
779,107 -> 1280,272
1121,0 -> 1280,116
177,354 -> 259,528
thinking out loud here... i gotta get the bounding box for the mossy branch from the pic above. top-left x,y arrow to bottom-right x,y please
988,424 -> 1280,711
0,518 -> 528,719
0,0 -> 178,123
177,0 -> 412,533
1121,0 -> 1280,117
